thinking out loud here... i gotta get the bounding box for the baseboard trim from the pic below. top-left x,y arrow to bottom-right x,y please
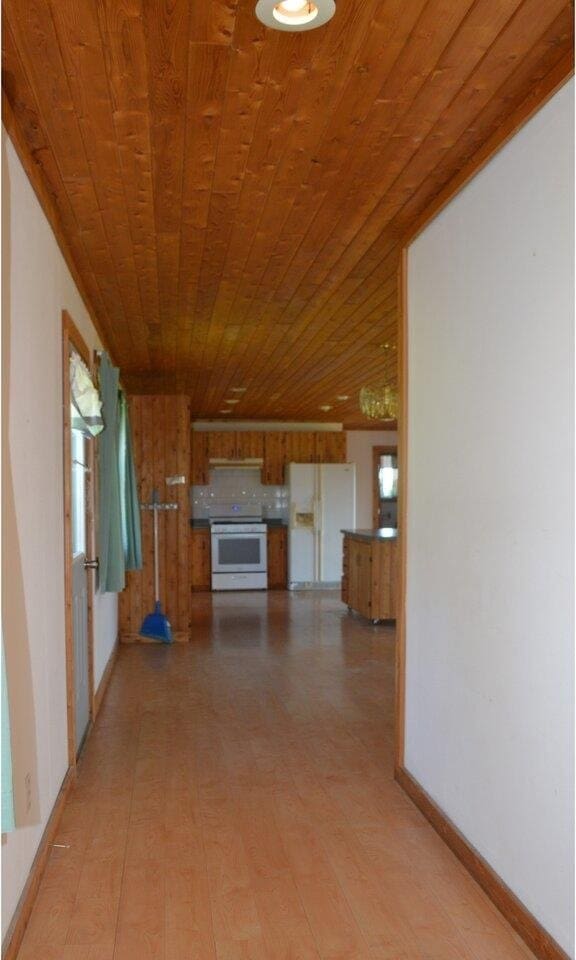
395,765 -> 569,960
1,767 -> 75,960
93,637 -> 119,717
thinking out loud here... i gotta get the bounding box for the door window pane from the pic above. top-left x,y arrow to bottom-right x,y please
71,409 -> 87,556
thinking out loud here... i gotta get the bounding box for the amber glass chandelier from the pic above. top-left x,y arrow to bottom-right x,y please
359,384 -> 398,422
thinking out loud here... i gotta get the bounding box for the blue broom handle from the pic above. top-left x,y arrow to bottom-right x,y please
153,501 -> 160,603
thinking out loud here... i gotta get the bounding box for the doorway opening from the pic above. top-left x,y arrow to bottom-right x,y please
62,311 -> 96,763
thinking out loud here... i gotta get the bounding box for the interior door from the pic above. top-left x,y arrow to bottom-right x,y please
70,410 -> 90,753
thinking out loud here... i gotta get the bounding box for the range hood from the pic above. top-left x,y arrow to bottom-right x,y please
209,458 -> 264,468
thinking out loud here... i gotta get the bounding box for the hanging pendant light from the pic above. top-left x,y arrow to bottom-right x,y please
255,0 -> 335,31
359,384 -> 398,422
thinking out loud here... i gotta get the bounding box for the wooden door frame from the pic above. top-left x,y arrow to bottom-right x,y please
62,310 -> 96,766
372,445 -> 397,529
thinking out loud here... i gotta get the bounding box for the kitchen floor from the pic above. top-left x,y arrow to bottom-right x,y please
17,591 -> 536,960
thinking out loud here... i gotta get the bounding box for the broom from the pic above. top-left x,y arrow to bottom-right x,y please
139,489 -> 173,644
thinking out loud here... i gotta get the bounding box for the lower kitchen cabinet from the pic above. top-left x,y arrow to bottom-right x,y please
267,526 -> 287,589
190,528 -> 211,591
342,531 -> 397,621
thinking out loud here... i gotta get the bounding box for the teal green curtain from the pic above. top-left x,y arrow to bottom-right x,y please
1,637 -> 15,833
98,354 -> 125,593
118,393 -> 142,571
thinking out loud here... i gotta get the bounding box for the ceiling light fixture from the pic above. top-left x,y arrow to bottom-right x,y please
255,0 -> 335,32
219,409 -> 232,415
225,399 -> 240,404
230,387 -> 247,392
319,404 -> 333,411
359,385 -> 398,422
336,395 -> 349,401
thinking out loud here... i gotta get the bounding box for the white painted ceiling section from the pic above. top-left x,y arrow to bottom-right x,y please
405,80 -> 574,956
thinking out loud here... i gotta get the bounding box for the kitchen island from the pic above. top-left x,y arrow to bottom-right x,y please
341,528 -> 398,622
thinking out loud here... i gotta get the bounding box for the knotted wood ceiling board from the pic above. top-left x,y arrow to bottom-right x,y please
2,0 -> 573,425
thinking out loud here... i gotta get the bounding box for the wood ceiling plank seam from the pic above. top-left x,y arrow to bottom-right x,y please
224,0 -> 425,334
92,0 -> 161,364
207,236 -> 398,411
222,246 -> 399,401
207,0 -> 385,335
246,305 -> 398,411
338,3 -> 572,244
3,2 -> 133,350
223,0 -> 568,398
142,0 -> 191,378
214,0 -> 476,382
390,8 -> 575,235
192,17 -> 272,378
244,0 -> 484,317
190,6 -> 281,376
96,0 -> 163,369
179,42 -> 232,371
187,33 -> 302,397
222,333 -> 395,417
196,0 -> 390,404
188,0 -> 239,46
49,0 -> 150,363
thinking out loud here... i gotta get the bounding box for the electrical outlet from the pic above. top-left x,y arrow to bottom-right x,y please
24,773 -> 32,814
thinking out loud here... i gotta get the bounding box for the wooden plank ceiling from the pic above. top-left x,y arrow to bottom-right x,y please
2,0 -> 573,426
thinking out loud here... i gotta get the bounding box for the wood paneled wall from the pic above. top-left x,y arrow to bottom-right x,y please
119,396 -> 191,642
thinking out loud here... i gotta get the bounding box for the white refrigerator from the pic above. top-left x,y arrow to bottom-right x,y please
287,463 -> 356,589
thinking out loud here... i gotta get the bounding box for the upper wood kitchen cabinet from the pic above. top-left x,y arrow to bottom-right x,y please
263,432 -> 286,485
236,431 -> 264,460
315,432 -> 346,463
285,431 -> 317,464
207,431 -> 237,461
190,432 -> 209,485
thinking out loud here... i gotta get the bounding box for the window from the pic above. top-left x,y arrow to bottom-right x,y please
71,407 -> 87,556
372,446 -> 398,529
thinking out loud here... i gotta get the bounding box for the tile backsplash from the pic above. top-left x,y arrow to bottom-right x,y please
190,467 -> 289,520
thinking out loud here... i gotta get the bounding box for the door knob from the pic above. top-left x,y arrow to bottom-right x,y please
84,558 -> 99,570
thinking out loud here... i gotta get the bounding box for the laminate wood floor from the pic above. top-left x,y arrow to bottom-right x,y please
17,591 -> 537,960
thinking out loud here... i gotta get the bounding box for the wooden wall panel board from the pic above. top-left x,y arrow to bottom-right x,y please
120,396 -> 190,640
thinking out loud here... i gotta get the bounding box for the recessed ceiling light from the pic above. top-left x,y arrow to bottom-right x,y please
255,0 -> 335,32
319,404 -> 332,411
225,399 -> 240,404
336,395 -> 349,401
219,409 -> 232,414
230,387 -> 247,392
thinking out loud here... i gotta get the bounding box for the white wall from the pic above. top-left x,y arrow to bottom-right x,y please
346,430 -> 397,528
405,81 -> 573,955
2,134 -> 118,938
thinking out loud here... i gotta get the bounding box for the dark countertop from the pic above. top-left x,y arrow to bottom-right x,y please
190,518 -> 287,529
341,527 -> 398,541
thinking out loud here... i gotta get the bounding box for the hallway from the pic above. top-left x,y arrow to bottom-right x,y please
17,592 -> 535,960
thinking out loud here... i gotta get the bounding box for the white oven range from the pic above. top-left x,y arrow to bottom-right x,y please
210,510 -> 267,591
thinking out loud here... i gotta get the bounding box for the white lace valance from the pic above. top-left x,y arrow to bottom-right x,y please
70,354 -> 104,437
